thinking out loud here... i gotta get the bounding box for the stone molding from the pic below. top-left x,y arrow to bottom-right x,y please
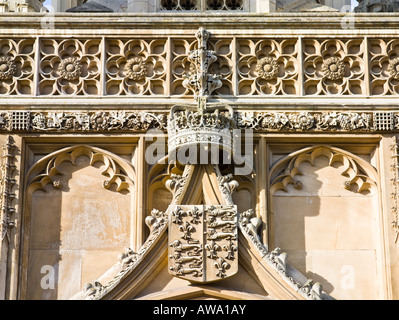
2,13 -> 399,31
391,137 -> 399,244
238,209 -> 333,300
0,136 -> 16,243
0,110 -> 167,132
2,109 -> 399,133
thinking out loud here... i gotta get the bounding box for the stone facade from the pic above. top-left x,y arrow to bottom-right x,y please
1,0 -> 399,301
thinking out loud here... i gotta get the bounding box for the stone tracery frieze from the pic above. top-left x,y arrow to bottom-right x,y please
303,38 -> 365,95
237,38 -> 299,95
39,38 -> 101,95
0,34 -> 399,97
369,39 -> 399,95
0,38 -> 35,95
105,39 -> 167,95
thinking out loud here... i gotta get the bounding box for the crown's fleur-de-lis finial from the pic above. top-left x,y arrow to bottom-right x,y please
183,27 -> 222,105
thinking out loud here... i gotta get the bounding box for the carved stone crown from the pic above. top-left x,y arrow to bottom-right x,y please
167,97 -> 236,161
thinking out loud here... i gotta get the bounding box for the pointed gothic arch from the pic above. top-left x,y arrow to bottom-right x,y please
20,144 -> 137,300
267,144 -> 382,299
25,144 -> 136,193
269,145 -> 378,195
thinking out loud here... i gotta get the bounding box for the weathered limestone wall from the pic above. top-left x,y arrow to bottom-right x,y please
0,13 -> 398,300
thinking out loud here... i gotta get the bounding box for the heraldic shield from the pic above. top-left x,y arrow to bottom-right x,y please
168,204 -> 238,283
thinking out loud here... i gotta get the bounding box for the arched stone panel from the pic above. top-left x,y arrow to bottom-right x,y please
21,145 -> 136,300
268,145 -> 381,300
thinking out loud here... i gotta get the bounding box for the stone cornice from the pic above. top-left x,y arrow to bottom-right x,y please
1,13 -> 399,33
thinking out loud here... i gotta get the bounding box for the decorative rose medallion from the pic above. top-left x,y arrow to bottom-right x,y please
0,57 -> 17,81
58,57 -> 82,81
321,57 -> 345,80
124,57 -> 148,80
256,57 -> 279,80
388,58 -> 399,80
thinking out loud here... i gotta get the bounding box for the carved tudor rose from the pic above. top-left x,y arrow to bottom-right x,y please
58,57 -> 82,81
388,58 -> 399,80
0,57 -> 16,80
321,57 -> 345,80
256,57 -> 279,80
168,205 -> 238,283
124,57 -> 148,80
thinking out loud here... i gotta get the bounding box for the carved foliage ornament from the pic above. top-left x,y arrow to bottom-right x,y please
390,138 -> 399,244
0,136 -> 16,242
29,111 -> 166,132
1,110 -> 399,133
238,111 -> 371,132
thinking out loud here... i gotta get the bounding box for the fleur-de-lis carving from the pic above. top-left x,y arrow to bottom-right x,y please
205,240 -> 220,259
172,207 -> 186,224
214,257 -> 230,278
179,221 -> 194,240
188,206 -> 202,224
222,241 -> 237,260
